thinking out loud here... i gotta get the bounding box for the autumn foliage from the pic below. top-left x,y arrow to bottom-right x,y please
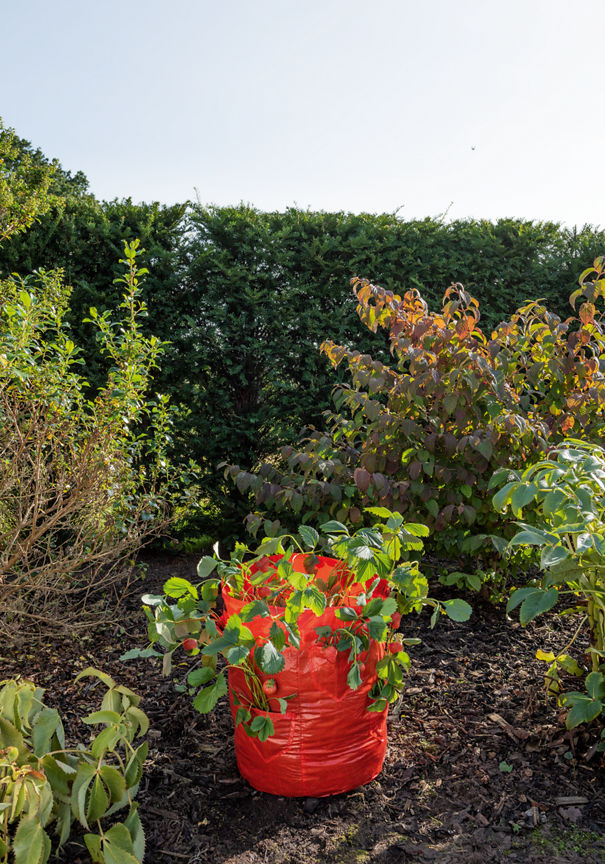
235,258 -> 605,561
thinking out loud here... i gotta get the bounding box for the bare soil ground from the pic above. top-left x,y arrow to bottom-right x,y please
4,553 -> 605,864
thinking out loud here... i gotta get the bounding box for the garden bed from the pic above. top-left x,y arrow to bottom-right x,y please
4,553 -> 605,864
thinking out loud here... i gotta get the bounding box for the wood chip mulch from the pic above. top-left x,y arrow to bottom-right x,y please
3,553 -> 605,864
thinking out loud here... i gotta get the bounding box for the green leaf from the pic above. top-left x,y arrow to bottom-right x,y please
124,803 -> 146,862
197,556 -> 217,579
91,725 -> 120,760
163,577 -> 197,599
509,528 -> 548,547
585,671 -> 605,701
71,761 -> 96,828
489,534 -> 509,555
201,579 -> 219,601
74,667 -> 115,689
492,481 -> 519,512
41,755 -> 70,798
32,708 -> 61,757
82,710 -> 122,726
56,800 -> 73,846
347,663 -> 363,690
254,642 -> 285,674
85,833 -> 103,863
270,622 -> 286,651
348,542 -> 374,560
239,600 -> 271,621
119,647 -> 162,661
320,520 -> 349,534
364,506 -> 394,519
506,586 -> 535,614
443,393 -> 457,415
387,659 -> 404,686
104,822 -> 137,856
519,587 -> 559,625
87,774 -> 110,823
13,819 -> 49,864
400,523 -> 430,537
103,836 -> 140,864
201,628 -> 241,655
543,489 -> 566,517
226,645 -> 250,665
442,598 -> 472,622
235,706 -> 251,725
477,439 -> 493,461
335,607 -> 358,622
125,705 -> 149,737
380,598 -> 398,617
368,616 -> 388,641
566,697 -> 603,729
99,766 -> 127,804
257,715 -> 275,742
361,597 -> 383,618
192,672 -> 227,713
302,586 -> 327,615
541,545 -> 569,568
426,498 -> 439,518
298,525 -> 319,549
511,482 -> 536,516
124,743 -> 148,789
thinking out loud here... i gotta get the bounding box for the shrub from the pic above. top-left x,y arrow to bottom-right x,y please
0,669 -> 148,864
492,438 -> 605,734
0,240 -> 193,632
0,120 -> 57,243
235,258 -> 605,567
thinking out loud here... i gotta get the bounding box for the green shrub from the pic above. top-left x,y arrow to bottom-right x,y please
492,438 -> 605,734
0,669 -> 148,864
0,240 -> 195,631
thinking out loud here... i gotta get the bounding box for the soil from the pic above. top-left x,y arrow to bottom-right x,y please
4,553 -> 605,864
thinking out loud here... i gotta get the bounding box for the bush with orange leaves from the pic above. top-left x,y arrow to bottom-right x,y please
232,258 -> 605,569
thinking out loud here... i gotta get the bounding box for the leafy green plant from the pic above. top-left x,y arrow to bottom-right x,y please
491,438 -> 605,729
236,259 -> 605,573
0,239 -> 195,631
0,120 -> 57,242
0,669 -> 147,864
127,508 -> 471,738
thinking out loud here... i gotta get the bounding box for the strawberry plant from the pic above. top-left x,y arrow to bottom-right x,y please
128,509 -> 471,740
0,669 -> 148,864
491,438 -> 605,730
235,258 -> 605,576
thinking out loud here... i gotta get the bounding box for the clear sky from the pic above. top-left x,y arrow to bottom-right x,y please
2,0 -> 603,227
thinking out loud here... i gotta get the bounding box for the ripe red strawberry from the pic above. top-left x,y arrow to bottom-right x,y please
391,612 -> 402,629
388,643 -> 404,654
182,638 -> 198,652
262,679 -> 278,696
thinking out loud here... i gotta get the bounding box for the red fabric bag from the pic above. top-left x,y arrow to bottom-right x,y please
224,554 -> 389,797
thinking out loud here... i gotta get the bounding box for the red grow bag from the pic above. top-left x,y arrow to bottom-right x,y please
224,554 -> 389,797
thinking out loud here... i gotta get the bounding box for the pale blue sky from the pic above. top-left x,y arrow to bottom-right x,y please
3,0 -> 603,227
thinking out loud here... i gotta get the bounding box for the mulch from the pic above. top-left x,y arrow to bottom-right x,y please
3,553 -> 605,864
